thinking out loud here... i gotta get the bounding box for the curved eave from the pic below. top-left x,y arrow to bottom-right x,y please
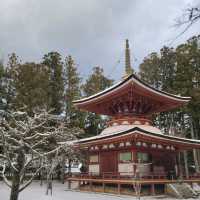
75,127 -> 200,149
73,74 -> 191,108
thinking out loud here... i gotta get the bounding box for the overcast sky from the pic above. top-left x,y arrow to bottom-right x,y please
0,0 -> 199,81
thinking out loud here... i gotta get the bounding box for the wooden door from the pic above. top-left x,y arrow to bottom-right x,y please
100,151 -> 117,174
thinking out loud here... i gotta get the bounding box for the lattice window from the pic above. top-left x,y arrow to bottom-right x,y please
119,152 -> 132,162
137,152 -> 149,163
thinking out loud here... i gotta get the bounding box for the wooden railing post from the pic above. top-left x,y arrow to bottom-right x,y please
89,180 -> 92,191
118,183 -> 121,194
78,180 -> 81,190
103,182 -> 105,192
68,179 -> 71,189
151,184 -> 155,195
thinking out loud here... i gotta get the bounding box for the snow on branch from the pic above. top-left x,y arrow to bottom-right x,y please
0,153 -> 7,160
19,165 -> 44,192
0,109 -> 82,192
0,163 -> 12,188
0,130 -> 19,172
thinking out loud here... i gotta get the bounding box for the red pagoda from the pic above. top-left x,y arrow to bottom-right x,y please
69,40 -> 200,195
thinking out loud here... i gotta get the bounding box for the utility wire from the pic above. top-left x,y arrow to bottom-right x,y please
107,50 -> 124,80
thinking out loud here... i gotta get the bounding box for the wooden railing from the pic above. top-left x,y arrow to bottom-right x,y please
72,172 -> 168,179
68,171 -> 200,180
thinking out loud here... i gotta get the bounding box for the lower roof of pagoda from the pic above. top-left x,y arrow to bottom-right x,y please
73,74 -> 190,116
75,124 -> 200,150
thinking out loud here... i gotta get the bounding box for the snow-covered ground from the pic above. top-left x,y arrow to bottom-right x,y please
0,181 -> 199,200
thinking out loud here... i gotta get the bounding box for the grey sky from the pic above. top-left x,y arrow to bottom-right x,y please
0,0 -> 199,81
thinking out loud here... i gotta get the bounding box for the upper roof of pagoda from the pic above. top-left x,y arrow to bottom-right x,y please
73,73 -> 191,116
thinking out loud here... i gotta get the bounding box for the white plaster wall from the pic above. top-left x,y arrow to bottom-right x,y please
137,165 -> 150,176
118,163 -> 134,175
89,164 -> 100,175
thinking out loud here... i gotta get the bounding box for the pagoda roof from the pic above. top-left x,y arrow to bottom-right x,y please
75,124 -> 200,150
73,74 -> 191,116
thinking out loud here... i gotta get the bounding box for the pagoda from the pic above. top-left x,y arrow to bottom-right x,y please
72,40 -> 200,182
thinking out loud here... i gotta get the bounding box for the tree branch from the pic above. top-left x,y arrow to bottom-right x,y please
19,165 -> 44,192
0,130 -> 19,172
0,164 -> 12,188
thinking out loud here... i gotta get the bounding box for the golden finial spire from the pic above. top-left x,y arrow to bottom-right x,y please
123,39 -> 133,79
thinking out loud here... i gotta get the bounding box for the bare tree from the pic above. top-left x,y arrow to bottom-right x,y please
172,5 -> 200,42
176,6 -> 200,28
0,110 -> 79,200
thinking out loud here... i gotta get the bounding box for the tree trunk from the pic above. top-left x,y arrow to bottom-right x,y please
197,150 -> 200,167
46,174 -> 53,196
40,170 -> 43,186
68,159 -> 72,177
10,150 -> 25,200
178,151 -> 183,178
61,153 -> 66,184
174,155 -> 178,177
10,171 -> 21,200
193,149 -> 200,173
190,120 -> 200,173
66,158 -> 72,189
181,117 -> 189,178
183,150 -> 189,178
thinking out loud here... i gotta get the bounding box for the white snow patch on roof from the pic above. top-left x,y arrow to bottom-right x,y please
76,124 -> 200,145
76,124 -> 162,143
100,124 -> 162,135
58,140 -> 77,145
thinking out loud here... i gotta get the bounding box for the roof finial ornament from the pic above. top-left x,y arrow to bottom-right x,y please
123,39 -> 134,79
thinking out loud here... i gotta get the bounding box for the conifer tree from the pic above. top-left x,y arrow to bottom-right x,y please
160,46 -> 176,92
175,36 -> 200,132
5,53 -> 21,110
0,61 -> 6,110
139,35 -> 200,172
174,35 -> 200,171
42,52 -> 64,114
82,66 -> 113,136
11,63 -> 50,114
82,66 -> 113,96
139,47 -> 177,133
139,52 -> 161,89
65,55 -> 84,128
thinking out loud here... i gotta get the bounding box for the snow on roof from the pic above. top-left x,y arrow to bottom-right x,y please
58,140 -> 77,145
139,129 -> 200,146
100,124 -> 162,136
73,74 -> 191,105
75,124 -> 162,143
75,124 -> 200,146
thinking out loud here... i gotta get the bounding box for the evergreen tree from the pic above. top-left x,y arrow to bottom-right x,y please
82,66 -> 113,136
139,47 -> 177,134
0,61 -> 6,110
160,46 -> 176,92
174,35 -> 200,171
5,53 -> 20,110
139,52 -> 161,89
11,62 -> 50,114
139,35 -> 200,172
65,55 -> 84,128
139,47 -> 176,92
82,66 -> 113,96
175,36 -> 200,136
42,52 -> 64,114
158,47 -> 177,133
